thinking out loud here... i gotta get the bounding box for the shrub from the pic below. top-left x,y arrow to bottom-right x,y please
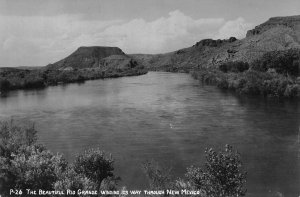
142,145 -> 247,197
23,78 -> 45,89
251,49 -> 300,76
73,148 -> 115,192
219,61 -> 249,73
0,121 -> 67,195
0,120 -> 37,158
186,145 -> 247,197
0,79 -> 10,91
0,121 -> 117,196
284,84 -> 298,98
53,167 -> 97,196
5,146 -> 67,191
192,68 -> 299,98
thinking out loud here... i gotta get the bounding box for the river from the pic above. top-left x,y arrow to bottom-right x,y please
0,72 -> 299,197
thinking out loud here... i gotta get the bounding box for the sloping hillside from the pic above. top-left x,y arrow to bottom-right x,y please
132,15 -> 300,71
47,46 -> 126,69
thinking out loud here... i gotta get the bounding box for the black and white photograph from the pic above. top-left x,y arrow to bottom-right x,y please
0,0 -> 300,196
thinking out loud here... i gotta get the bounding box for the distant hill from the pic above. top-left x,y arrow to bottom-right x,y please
131,15 -> 300,71
47,46 -> 132,70
0,46 -> 147,92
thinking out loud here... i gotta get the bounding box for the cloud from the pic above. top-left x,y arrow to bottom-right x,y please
216,17 -> 253,39
0,15 -> 122,66
0,10 -> 253,67
96,10 -> 225,54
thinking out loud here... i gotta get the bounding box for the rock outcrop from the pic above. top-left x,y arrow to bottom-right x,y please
246,15 -> 300,37
194,37 -> 237,47
132,15 -> 300,71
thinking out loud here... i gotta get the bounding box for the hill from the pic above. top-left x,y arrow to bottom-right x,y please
0,46 -> 147,91
47,46 -> 126,70
131,15 -> 300,71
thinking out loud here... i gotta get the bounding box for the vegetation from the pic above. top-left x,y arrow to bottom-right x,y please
73,149 -> 115,192
191,49 -> 300,98
0,120 -> 247,197
0,120 -> 116,196
143,145 -> 246,197
185,145 -> 246,197
218,61 -> 249,73
251,49 -> 300,76
142,160 -> 173,191
0,63 -> 147,92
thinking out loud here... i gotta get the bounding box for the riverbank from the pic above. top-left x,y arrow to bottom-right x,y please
0,65 -> 148,92
191,67 -> 299,98
190,49 -> 300,99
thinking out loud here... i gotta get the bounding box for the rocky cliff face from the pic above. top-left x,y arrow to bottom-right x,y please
132,15 -> 300,71
246,15 -> 300,37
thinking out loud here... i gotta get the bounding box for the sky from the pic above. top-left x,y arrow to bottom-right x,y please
0,0 -> 300,67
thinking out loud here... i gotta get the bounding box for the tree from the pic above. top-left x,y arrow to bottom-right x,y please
73,148 -> 115,193
186,145 -> 247,197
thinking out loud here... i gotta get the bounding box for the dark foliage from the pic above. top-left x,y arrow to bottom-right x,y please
143,145 -> 247,197
192,49 -> 300,99
186,145 -> 247,197
0,80 -> 11,91
219,61 -> 249,73
73,148 -> 114,192
0,121 -> 117,196
192,68 -> 298,98
0,64 -> 147,92
251,49 -> 300,76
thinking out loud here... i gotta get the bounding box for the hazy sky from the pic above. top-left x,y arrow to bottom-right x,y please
1,0 -> 300,67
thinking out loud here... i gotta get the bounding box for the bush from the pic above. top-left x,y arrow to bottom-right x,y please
73,148 -> 115,192
142,145 -> 247,197
192,68 -> 299,98
4,146 -> 67,191
219,61 -> 249,73
54,167 -> 97,196
0,120 -> 66,195
186,145 -> 247,197
192,49 -> 300,98
0,120 -> 37,158
0,121 -> 117,196
23,78 -> 45,89
251,49 -> 300,76
0,79 -> 10,91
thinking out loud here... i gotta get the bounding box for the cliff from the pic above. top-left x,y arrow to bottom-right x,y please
132,15 -> 300,71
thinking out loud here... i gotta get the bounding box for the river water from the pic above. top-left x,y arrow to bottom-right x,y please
0,72 -> 299,197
